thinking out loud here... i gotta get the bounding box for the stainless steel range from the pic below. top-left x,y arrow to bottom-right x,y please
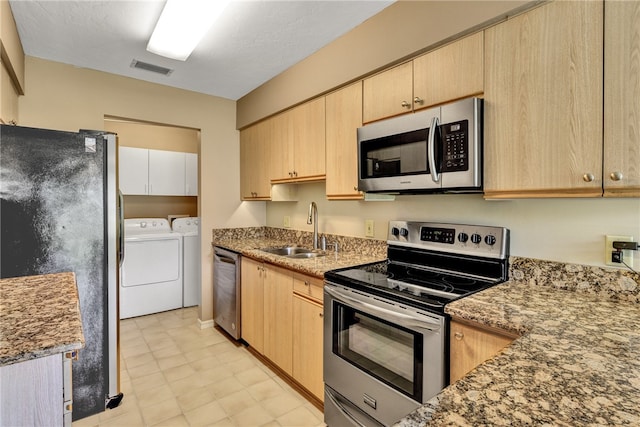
323,221 -> 510,427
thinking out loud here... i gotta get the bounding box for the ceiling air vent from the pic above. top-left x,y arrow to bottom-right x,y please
130,59 -> 173,76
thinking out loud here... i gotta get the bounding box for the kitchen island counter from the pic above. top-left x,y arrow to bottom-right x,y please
0,272 -> 84,366
396,258 -> 640,426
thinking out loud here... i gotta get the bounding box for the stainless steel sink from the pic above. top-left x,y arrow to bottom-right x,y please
259,246 -> 326,258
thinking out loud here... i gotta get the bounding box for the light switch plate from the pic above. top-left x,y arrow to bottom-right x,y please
283,216 -> 291,228
365,219 -> 375,237
605,235 -> 634,268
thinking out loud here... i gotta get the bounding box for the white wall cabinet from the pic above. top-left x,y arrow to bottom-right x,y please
119,147 -> 198,196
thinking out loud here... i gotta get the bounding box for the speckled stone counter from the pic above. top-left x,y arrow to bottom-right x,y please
212,226 -> 387,278
0,272 -> 85,366
396,258 -> 640,426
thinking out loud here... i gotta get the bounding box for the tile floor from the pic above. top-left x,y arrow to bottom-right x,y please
73,307 -> 325,427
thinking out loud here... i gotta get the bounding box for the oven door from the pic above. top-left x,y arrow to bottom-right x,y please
323,283 -> 446,427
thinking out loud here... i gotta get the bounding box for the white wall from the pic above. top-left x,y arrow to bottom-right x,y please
266,183 -> 640,268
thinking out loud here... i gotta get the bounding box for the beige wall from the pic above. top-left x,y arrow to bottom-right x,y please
18,56 -> 266,323
267,183 -> 640,268
236,0 -> 534,128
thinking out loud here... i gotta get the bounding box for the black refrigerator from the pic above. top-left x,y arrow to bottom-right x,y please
0,125 -> 121,420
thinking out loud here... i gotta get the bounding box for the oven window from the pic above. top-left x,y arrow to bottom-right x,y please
332,301 -> 423,402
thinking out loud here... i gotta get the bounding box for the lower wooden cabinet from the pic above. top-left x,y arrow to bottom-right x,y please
449,319 -> 516,384
240,258 -> 324,402
292,274 -> 324,402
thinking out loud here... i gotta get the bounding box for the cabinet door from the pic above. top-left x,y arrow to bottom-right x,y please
484,1 -> 603,198
604,0 -> 640,197
240,122 -> 271,200
449,320 -> 514,384
269,112 -> 294,182
240,258 -> 264,354
290,97 -> 326,180
326,82 -> 363,199
413,32 -> 484,109
185,152 -> 198,196
148,149 -> 186,196
119,146 -> 149,195
292,295 -> 324,401
363,62 -> 413,123
263,264 -> 293,375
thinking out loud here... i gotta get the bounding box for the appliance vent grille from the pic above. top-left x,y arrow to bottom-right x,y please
130,60 -> 173,76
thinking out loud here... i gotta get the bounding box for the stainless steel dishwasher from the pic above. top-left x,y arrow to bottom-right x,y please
213,245 -> 241,339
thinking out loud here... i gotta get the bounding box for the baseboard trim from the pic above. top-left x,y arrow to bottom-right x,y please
198,319 -> 214,329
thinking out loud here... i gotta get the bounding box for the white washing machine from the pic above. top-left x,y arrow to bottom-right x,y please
120,218 -> 183,319
172,217 -> 200,307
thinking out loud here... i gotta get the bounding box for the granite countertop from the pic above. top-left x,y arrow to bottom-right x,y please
213,236 -> 386,278
397,269 -> 640,426
0,272 -> 85,367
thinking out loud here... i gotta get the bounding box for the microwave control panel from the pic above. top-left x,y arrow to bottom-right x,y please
441,119 -> 469,172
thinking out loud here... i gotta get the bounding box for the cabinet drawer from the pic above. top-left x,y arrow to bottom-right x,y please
293,273 -> 323,302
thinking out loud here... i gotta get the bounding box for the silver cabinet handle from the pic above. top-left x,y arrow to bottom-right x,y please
610,171 -> 623,181
401,101 -> 410,109
414,97 -> 424,105
582,173 -> 595,182
454,331 -> 464,340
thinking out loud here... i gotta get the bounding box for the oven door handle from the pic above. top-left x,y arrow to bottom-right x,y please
325,285 -> 442,332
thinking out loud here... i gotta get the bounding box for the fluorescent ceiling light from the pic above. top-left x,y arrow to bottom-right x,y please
147,0 -> 231,61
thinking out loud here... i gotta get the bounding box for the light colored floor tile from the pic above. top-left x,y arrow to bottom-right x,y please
183,400 -> 227,426
231,403 -> 276,426
217,389 -> 258,417
277,406 -> 323,427
73,308 -> 321,427
140,398 -> 182,426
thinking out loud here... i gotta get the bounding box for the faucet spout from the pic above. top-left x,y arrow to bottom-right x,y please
307,201 -> 318,250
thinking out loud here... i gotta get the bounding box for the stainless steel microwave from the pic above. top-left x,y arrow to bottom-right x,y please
357,97 -> 482,194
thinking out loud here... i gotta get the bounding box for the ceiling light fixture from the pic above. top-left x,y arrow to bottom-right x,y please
147,0 -> 231,61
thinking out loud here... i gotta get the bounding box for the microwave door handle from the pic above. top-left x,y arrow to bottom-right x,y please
428,116 -> 440,183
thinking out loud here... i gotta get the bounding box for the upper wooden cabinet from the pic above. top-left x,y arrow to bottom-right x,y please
603,0 -> 640,197
271,97 -> 326,183
413,32 -> 484,109
325,82 -> 363,200
240,121 -> 271,200
363,62 -> 413,123
483,1 -> 604,198
449,319 -> 515,384
363,32 -> 484,124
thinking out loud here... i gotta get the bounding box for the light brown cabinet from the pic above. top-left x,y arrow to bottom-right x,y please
292,273 -> 324,401
449,319 -> 515,384
270,98 -> 326,183
240,121 -> 271,200
325,82 -> 363,200
413,32 -> 484,109
240,257 -> 265,353
483,1 -> 604,198
263,264 -> 294,376
603,0 -> 640,197
363,32 -> 484,124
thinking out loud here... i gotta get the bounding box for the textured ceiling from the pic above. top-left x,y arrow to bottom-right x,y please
9,0 -> 394,100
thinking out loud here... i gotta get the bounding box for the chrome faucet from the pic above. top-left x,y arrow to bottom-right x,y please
307,201 -> 318,250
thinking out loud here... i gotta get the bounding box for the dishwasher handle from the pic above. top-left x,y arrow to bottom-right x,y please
213,246 -> 240,265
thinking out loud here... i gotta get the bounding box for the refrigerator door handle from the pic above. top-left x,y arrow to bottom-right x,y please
118,190 -> 125,265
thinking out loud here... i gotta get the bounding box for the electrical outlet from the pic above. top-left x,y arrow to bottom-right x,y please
605,235 -> 634,268
365,219 -> 375,237
283,216 -> 291,228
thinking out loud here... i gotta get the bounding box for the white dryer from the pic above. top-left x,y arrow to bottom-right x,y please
120,218 -> 183,319
172,217 -> 200,307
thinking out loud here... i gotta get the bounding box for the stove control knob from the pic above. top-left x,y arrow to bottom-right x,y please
391,227 -> 400,237
471,233 -> 482,244
400,228 -> 409,237
458,232 -> 469,243
485,235 -> 496,246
